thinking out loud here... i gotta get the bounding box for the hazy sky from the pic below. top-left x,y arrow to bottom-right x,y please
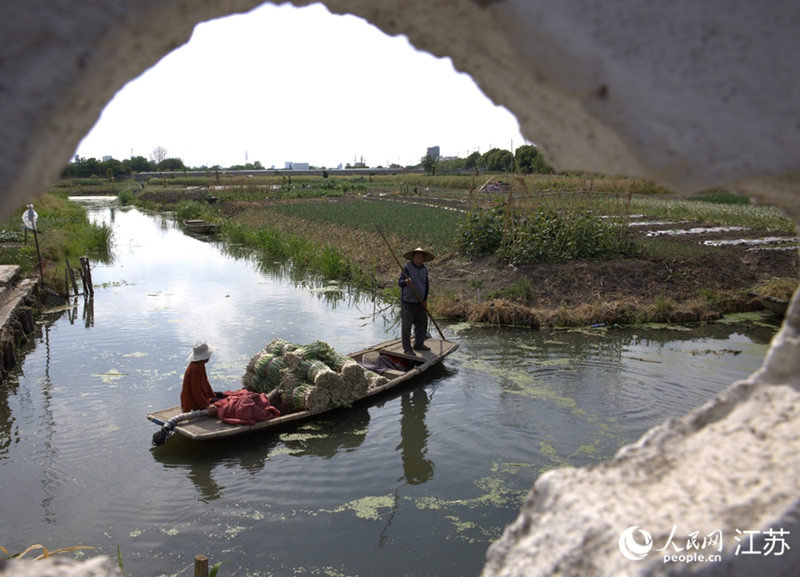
74,2 -> 526,169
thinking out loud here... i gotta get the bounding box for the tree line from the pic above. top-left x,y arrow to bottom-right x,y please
63,144 -> 555,180
63,146 -> 189,179
421,144 -> 554,176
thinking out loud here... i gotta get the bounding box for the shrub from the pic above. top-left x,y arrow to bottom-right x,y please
118,189 -> 135,205
503,280 -> 535,302
457,204 -> 504,258
175,200 -> 202,220
458,202 -> 644,263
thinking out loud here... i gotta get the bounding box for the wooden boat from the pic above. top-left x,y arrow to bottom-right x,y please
147,337 -> 458,442
758,296 -> 789,318
183,219 -> 218,234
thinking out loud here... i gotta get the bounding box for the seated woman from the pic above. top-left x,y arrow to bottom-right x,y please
180,341 -> 220,415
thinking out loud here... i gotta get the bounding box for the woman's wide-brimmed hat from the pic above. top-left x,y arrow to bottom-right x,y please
188,341 -> 216,362
403,247 -> 435,262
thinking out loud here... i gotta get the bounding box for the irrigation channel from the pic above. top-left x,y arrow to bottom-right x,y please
0,197 -> 783,576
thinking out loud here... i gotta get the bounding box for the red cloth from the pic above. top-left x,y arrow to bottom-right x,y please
213,389 -> 281,426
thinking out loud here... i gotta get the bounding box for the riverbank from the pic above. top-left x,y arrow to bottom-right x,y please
0,193 -> 113,296
217,197 -> 799,327
0,265 -> 40,383
125,185 -> 800,326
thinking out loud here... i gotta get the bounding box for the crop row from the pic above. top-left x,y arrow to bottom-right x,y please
262,199 -> 463,255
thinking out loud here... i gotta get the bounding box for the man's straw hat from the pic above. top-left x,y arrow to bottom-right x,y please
403,247 -> 435,262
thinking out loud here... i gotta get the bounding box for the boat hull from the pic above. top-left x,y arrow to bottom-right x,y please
183,219 -> 218,234
759,297 -> 789,318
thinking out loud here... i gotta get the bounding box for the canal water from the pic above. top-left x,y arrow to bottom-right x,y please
0,198 -> 782,576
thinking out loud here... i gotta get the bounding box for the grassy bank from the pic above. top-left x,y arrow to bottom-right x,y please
72,174 -> 798,326
0,194 -> 114,295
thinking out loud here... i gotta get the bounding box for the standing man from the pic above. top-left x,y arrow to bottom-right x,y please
398,247 -> 435,355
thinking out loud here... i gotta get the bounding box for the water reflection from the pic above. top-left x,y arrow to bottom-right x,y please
57,297 -> 95,327
279,409 -> 370,458
149,408 -> 373,501
151,434 -> 279,503
396,390 -> 434,484
218,240 -> 389,310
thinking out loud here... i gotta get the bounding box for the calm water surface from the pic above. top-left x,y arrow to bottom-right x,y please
0,199 -> 782,576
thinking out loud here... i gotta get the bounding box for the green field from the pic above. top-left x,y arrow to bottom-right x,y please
263,199 -> 463,256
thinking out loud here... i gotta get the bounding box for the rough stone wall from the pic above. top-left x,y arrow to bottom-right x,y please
1,1 -> 799,576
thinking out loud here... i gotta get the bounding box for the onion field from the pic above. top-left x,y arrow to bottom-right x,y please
263,198 -> 464,254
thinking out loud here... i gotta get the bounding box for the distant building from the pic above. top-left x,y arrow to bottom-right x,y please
426,146 -> 440,158
284,162 -> 309,170
285,162 -> 292,169
102,155 -> 112,162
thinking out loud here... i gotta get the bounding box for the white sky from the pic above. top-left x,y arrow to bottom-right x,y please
74,2 -> 526,169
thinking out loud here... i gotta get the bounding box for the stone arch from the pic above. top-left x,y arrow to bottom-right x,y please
1,1 -> 799,575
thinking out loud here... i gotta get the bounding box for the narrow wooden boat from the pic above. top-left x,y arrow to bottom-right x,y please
183,219 -> 218,234
758,296 -> 789,318
147,337 -> 458,442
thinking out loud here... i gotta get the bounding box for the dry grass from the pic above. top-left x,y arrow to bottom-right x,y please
751,277 -> 798,301
433,293 -> 753,327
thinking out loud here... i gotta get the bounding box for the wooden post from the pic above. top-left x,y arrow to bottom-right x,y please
79,256 -> 94,297
66,259 -> 80,296
32,227 -> 44,283
194,555 -> 209,577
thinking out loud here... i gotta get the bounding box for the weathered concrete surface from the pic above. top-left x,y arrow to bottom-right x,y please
1,1 -> 800,576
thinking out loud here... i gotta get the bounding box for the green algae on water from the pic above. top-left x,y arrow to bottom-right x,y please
326,494 -> 396,521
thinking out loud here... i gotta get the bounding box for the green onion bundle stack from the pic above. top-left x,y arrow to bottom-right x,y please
281,383 -> 331,413
248,353 -> 285,393
368,372 -> 389,390
265,338 -> 297,356
241,338 -> 382,412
